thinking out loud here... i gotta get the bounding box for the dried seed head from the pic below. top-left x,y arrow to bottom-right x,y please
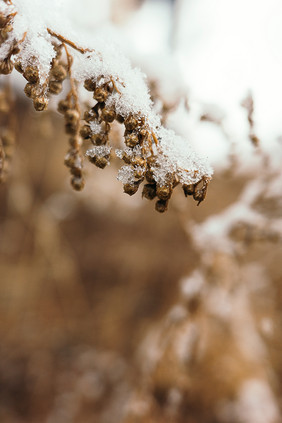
116,114 -> 125,124
90,133 -> 108,146
100,108 -> 116,123
80,124 -> 91,139
33,96 -> 48,111
51,64 -> 67,82
71,175 -> 85,191
125,133 -> 139,148
57,99 -> 69,114
124,115 -> 138,131
142,183 -> 157,200
94,87 -> 108,103
156,185 -> 172,201
88,155 -> 109,169
155,199 -> 169,213
84,78 -> 96,91
84,108 -> 99,122
65,109 -> 80,124
131,157 -> 146,167
0,59 -> 13,75
14,61 -> 24,74
145,170 -> 155,184
23,66 -> 39,83
48,80 -> 63,95
123,182 -> 140,196
183,184 -> 195,197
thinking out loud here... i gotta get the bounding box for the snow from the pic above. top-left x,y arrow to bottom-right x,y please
0,0 -> 212,190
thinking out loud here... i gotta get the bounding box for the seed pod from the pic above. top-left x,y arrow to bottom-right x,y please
145,170 -> 155,184
84,78 -> 96,91
33,96 -> 48,111
94,87 -> 108,103
142,183 -> 157,200
183,184 -> 195,197
88,155 -> 109,169
0,59 -> 13,75
65,109 -> 80,125
14,61 -> 24,74
124,115 -> 138,131
65,122 -> 79,135
100,108 -> 116,123
24,83 -> 35,98
90,133 -> 107,146
156,185 -> 172,201
116,114 -> 125,124
131,157 -> 146,167
23,66 -> 39,83
155,199 -> 169,213
80,124 -> 91,139
123,182 -> 140,196
51,64 -> 67,82
48,80 -> 63,95
71,175 -> 85,191
84,108 -> 99,122
125,133 -> 139,148
57,99 -> 69,114
64,149 -> 77,168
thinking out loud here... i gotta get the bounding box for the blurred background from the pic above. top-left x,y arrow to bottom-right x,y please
0,0 -> 282,422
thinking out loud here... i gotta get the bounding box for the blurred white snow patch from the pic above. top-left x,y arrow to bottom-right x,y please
122,0 -> 171,55
174,322 -> 198,363
167,102 -> 230,171
166,305 -> 187,324
176,0 -> 282,143
181,270 -> 205,300
64,0 -> 111,30
218,379 -> 280,423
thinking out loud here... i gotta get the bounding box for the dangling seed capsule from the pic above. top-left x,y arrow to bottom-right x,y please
33,96 -> 48,111
51,64 -> 67,82
183,184 -> 195,197
71,176 -> 85,191
94,87 -> 108,103
123,182 -> 140,196
84,78 -> 96,92
80,125 -> 91,139
14,62 -> 24,74
125,133 -> 139,148
124,116 -> 138,131
57,99 -> 69,114
0,59 -> 13,75
24,83 -> 36,98
100,108 -> 116,123
90,133 -> 108,146
156,185 -> 172,201
23,66 -> 39,83
65,109 -> 80,124
116,114 -> 125,124
88,155 -> 109,169
142,183 -> 157,200
48,80 -> 63,95
155,199 -> 169,213
145,170 -> 155,184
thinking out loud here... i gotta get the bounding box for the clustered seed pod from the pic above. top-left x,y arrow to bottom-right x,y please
0,8 -> 211,210
0,87 -> 16,184
80,75 -> 210,212
58,92 -> 85,190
